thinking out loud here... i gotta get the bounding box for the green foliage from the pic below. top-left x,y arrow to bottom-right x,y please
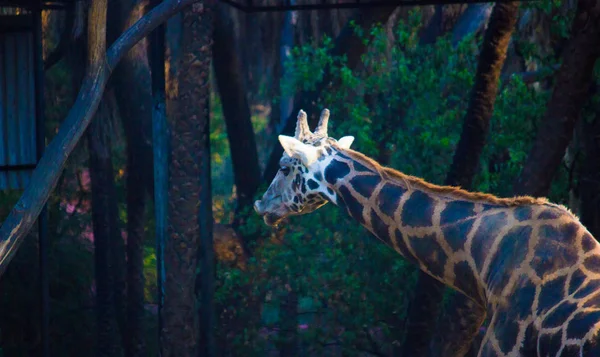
215,205 -> 417,355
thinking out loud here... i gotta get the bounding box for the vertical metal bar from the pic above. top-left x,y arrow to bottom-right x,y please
33,7 -> 49,357
149,2 -> 167,354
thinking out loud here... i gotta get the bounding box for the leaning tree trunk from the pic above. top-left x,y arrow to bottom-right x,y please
402,3 -> 520,357
108,0 -> 155,354
513,0 -> 600,197
161,2 -> 215,356
446,1 -> 519,188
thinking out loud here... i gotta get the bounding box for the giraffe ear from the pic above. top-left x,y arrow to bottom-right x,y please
337,136 -> 355,149
278,135 -> 320,167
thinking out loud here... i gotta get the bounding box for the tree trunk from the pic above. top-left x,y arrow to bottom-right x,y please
213,3 -> 261,250
275,1 -> 296,134
278,291 -> 299,357
446,2 -> 519,189
513,0 -> 600,197
88,93 -> 124,357
75,8 -> 129,351
161,2 -> 214,356
399,278 -> 445,356
429,296 -> 486,357
149,0 -> 168,351
194,5 -> 216,356
402,3 -> 520,357
108,0 -> 154,354
77,2 -> 124,355
578,101 -> 600,239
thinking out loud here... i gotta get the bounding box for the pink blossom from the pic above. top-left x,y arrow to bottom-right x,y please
65,203 -> 77,214
80,169 -> 91,191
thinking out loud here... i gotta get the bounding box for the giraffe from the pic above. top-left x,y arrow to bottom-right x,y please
253,109 -> 600,357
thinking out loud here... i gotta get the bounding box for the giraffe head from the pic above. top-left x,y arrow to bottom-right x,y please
254,109 -> 354,226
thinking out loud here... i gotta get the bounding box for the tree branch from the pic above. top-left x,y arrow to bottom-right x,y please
0,0 -> 199,277
501,64 -> 560,86
107,0 -> 197,71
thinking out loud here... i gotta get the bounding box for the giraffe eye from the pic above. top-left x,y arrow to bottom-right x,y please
280,166 -> 291,176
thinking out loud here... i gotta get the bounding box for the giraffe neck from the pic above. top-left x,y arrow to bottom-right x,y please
322,148 -> 499,304
307,145 -> 600,356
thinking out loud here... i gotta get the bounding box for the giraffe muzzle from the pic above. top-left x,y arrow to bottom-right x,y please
254,200 -> 284,226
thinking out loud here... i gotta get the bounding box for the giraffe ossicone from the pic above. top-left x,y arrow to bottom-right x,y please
254,109 -> 600,357
278,134 -> 354,167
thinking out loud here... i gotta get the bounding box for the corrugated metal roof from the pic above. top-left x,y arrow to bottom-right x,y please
0,30 -> 37,190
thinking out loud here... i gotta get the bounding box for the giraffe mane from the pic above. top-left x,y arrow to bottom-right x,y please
336,145 -> 551,207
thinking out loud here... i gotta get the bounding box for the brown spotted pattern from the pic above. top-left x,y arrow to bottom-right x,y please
328,149 -> 600,357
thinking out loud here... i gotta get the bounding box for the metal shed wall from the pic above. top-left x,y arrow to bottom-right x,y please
0,28 -> 37,190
